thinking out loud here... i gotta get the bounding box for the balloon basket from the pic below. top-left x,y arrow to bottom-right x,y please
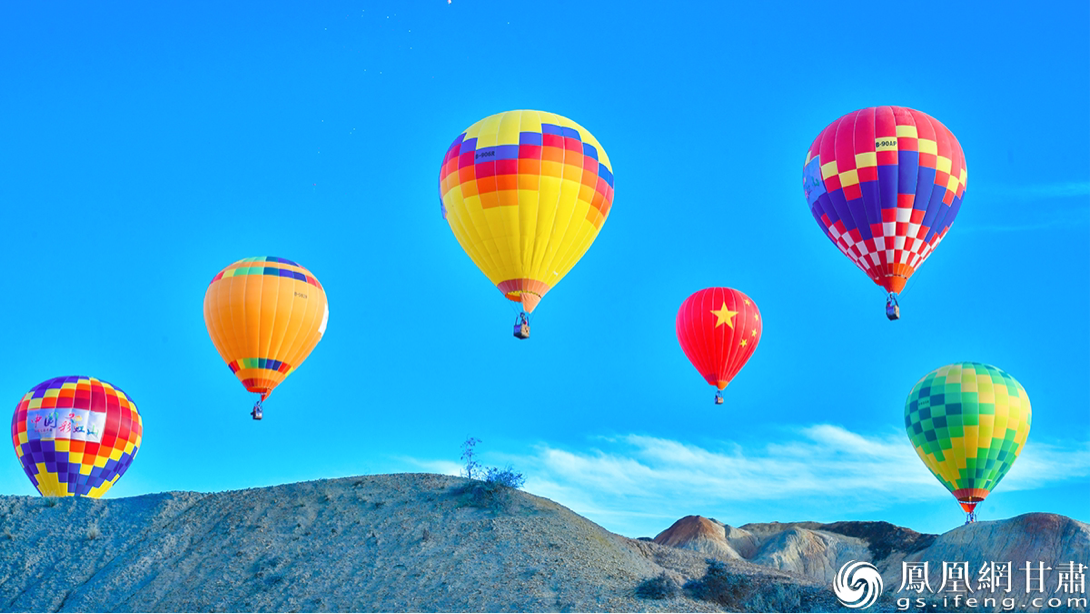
885,293 -> 900,321
513,312 -> 530,340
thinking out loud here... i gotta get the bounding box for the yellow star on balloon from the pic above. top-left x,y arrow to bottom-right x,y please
740,339 -> 748,347
711,303 -> 738,329
751,328 -> 757,337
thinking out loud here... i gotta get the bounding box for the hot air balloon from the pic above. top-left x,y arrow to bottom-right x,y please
802,107 -> 967,320
204,257 -> 329,419
905,362 -> 1031,523
438,110 -> 615,339
676,288 -> 762,404
10,376 -> 142,497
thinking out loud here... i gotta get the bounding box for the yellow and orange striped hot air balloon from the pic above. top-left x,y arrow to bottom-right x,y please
438,110 -> 614,339
203,257 -> 329,419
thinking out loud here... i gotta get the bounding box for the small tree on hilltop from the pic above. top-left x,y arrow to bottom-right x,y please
457,437 -> 527,511
483,465 -> 526,489
460,436 -> 482,479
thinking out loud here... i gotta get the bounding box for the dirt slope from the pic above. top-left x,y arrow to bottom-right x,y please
0,474 -> 823,613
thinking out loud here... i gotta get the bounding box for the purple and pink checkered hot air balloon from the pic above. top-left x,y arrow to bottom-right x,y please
10,376 -> 142,498
802,107 -> 967,320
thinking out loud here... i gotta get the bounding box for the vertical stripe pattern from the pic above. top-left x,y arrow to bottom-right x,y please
204,257 -> 329,401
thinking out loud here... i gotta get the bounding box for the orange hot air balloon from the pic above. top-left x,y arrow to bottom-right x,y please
203,257 -> 329,419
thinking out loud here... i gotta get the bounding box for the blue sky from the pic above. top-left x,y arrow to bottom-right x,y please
2,1 -> 1087,538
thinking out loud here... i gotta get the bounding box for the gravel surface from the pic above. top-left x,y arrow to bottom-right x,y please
0,473 -> 830,612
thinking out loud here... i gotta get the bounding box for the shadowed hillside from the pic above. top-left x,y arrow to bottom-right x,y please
654,513 -> 1089,612
1,474 -> 839,613
4,475 -> 1084,613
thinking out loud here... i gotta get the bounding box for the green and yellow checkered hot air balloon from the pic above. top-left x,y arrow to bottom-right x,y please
905,363 -> 1031,523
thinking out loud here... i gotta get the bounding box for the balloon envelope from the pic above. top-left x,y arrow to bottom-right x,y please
676,288 -> 762,391
204,257 -> 329,401
10,376 -> 143,497
904,362 -> 1031,513
438,110 -> 614,313
802,106 -> 966,294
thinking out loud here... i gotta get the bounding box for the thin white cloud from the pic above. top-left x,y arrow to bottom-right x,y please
960,180 -> 1090,233
396,457 -> 463,477
973,181 -> 1090,201
998,439 -> 1090,490
525,427 -> 940,503
398,425 -> 1090,537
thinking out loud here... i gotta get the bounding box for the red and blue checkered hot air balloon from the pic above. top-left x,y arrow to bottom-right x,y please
802,107 -> 967,320
10,376 -> 143,498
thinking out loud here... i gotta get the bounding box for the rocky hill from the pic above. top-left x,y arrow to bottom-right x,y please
898,513 -> 1090,595
0,474 -> 840,613
656,517 -> 876,583
654,513 -> 1090,610
2,474 -> 1085,612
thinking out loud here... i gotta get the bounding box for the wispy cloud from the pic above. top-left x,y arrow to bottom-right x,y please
961,180 -> 1090,233
523,427 -> 933,508
396,457 -> 463,477
398,426 -> 1090,537
996,439 -> 1090,490
972,181 -> 1090,202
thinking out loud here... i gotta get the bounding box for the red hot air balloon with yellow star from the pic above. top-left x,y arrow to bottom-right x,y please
676,288 -> 763,404
802,106 -> 967,320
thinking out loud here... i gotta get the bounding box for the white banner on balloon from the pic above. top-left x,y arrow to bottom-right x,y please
25,408 -> 106,443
